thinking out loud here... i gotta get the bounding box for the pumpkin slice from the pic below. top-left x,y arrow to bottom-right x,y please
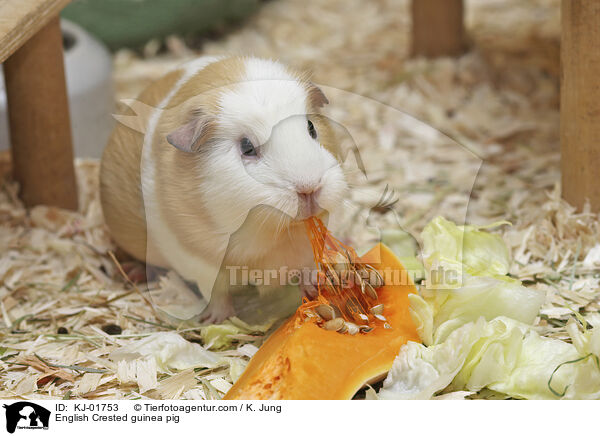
224,243 -> 420,400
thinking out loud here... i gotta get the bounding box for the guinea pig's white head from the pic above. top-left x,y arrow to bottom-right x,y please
165,57 -> 348,235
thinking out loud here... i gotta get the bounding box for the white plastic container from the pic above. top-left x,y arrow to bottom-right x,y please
0,19 -> 114,159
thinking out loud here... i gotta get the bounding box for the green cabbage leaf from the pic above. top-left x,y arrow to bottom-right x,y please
378,217 -> 600,400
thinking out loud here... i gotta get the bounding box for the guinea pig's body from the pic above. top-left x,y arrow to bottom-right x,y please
100,56 -> 347,322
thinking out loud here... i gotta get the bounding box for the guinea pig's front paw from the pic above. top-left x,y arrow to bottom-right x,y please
195,295 -> 235,325
121,261 -> 148,283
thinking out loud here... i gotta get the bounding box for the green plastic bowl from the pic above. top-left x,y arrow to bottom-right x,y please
62,0 -> 260,50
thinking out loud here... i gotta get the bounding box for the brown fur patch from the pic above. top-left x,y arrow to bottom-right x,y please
167,57 -> 247,114
310,113 -> 339,159
306,83 -> 330,109
100,68 -> 186,264
290,68 -> 337,157
150,58 -> 247,259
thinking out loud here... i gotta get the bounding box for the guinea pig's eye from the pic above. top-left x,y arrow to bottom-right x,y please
240,137 -> 257,157
307,119 -> 317,139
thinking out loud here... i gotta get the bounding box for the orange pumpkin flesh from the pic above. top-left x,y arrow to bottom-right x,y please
224,243 -> 420,400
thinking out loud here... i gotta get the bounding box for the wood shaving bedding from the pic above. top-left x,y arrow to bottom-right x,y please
2,0 -> 599,399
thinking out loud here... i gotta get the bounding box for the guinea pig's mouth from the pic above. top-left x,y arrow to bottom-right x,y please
292,208 -> 327,224
294,191 -> 326,222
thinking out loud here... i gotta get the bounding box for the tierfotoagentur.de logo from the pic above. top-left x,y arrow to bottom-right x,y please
2,402 -> 50,434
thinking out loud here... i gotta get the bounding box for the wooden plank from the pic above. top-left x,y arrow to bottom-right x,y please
4,16 -> 78,210
0,0 -> 71,63
411,0 -> 465,58
0,150 -> 10,182
560,0 -> 600,212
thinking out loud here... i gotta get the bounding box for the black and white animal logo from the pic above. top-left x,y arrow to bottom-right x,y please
3,402 -> 50,433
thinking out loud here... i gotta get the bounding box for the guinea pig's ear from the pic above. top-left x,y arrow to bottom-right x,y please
307,83 -> 329,108
166,118 -> 212,153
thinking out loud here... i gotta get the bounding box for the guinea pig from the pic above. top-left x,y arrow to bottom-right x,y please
100,56 -> 348,323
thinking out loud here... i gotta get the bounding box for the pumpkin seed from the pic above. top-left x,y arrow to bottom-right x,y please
330,251 -> 347,263
354,313 -> 369,323
359,325 -> 373,333
339,269 -> 352,288
338,322 -> 348,334
374,314 -> 387,322
331,252 -> 349,273
345,322 -> 359,335
366,265 -> 384,288
303,309 -> 317,318
351,270 -> 364,288
383,323 -> 392,329
315,304 -> 335,321
370,275 -> 384,288
354,266 -> 367,281
325,267 -> 340,286
369,304 -> 384,315
323,318 -> 345,331
359,276 -> 366,294
331,304 -> 343,318
364,282 -> 378,300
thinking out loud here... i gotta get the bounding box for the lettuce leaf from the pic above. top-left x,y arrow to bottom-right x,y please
379,321 -> 483,400
200,317 -> 276,350
380,317 -> 600,400
421,216 -> 512,285
109,332 -> 223,371
567,317 -> 600,357
412,274 -> 545,345
410,218 -> 544,345
378,216 -> 600,400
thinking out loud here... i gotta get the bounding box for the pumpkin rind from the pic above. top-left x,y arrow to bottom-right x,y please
224,243 -> 420,400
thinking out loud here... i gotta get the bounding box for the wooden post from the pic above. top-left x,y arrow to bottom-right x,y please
411,0 -> 466,58
561,0 -> 600,212
3,16 -> 78,210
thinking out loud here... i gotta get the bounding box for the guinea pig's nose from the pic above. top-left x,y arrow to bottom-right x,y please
296,186 -> 321,205
297,191 -> 319,202
295,181 -> 321,196
296,186 -> 323,219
